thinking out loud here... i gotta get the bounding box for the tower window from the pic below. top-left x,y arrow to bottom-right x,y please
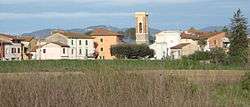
100,38 -> 103,43
139,22 -> 143,33
100,48 -> 103,51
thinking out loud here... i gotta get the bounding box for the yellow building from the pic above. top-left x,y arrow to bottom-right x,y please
171,43 -> 197,59
90,28 -> 122,60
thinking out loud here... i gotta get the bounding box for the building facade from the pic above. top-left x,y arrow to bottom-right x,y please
0,34 -> 22,60
19,36 -> 34,60
90,28 -> 122,60
150,31 -> 181,59
171,43 -> 196,59
135,12 -> 149,44
46,31 -> 95,60
33,42 -> 69,60
181,28 -> 226,51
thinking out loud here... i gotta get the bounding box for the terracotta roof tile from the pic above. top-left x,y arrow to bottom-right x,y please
171,43 -> 190,49
0,33 -> 15,41
181,28 -> 223,40
90,28 -> 122,36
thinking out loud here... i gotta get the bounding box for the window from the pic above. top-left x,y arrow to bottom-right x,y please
17,48 -> 20,53
11,48 -> 16,53
71,40 -> 74,45
100,38 -> 103,43
24,48 -> 28,53
79,40 -> 82,45
99,56 -> 102,59
166,48 -> 169,56
214,40 -> 217,45
178,50 -> 181,56
63,48 -> 66,54
85,40 -> 88,45
79,49 -> 82,55
100,47 -> 103,51
139,22 -> 143,33
43,49 -> 46,53
71,49 -> 74,54
102,56 -> 105,59
85,49 -> 88,56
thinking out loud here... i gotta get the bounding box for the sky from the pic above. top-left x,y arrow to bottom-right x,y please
0,0 -> 249,35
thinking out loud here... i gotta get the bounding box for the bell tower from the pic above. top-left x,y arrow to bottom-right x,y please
135,12 -> 149,44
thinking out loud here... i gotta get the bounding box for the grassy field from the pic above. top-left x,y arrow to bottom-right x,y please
0,60 -> 249,107
0,60 -> 249,73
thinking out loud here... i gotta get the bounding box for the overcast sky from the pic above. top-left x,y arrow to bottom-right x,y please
0,0 -> 249,34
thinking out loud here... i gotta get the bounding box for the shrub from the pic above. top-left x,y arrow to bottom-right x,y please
209,48 -> 227,64
111,44 -> 155,59
187,51 -> 210,61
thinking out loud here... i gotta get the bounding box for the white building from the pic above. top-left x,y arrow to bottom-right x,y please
32,42 -> 70,60
4,39 -> 22,60
46,31 -> 95,59
0,34 -> 22,60
150,31 -> 181,60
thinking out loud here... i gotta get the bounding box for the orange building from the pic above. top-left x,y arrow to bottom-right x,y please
90,28 -> 122,59
181,28 -> 227,50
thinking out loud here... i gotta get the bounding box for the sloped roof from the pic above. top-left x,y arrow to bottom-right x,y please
181,28 -> 224,40
18,36 -> 34,42
53,31 -> 94,39
171,43 -> 190,49
30,42 -> 69,52
50,42 -> 69,47
0,39 -> 12,44
30,46 -> 39,52
0,33 -> 15,41
90,28 -> 122,36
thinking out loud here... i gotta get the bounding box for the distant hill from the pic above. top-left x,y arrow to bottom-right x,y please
200,26 -> 225,32
22,29 -> 56,38
22,25 -> 122,38
22,25 -> 161,40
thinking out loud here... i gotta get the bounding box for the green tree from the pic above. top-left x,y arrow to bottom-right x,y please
229,9 -> 249,65
210,48 -> 227,64
222,26 -> 229,33
111,44 -> 154,59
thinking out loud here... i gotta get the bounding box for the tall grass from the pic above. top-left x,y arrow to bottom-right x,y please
0,60 -> 249,106
0,60 -> 248,73
0,70 -> 248,107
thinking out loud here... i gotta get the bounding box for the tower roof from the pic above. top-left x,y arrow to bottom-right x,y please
135,12 -> 149,16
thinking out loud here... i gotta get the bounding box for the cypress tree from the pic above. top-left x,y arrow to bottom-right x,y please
229,9 -> 249,65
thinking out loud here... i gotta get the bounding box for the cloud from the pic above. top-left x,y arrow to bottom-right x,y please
0,12 -> 131,20
0,0 -> 209,4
